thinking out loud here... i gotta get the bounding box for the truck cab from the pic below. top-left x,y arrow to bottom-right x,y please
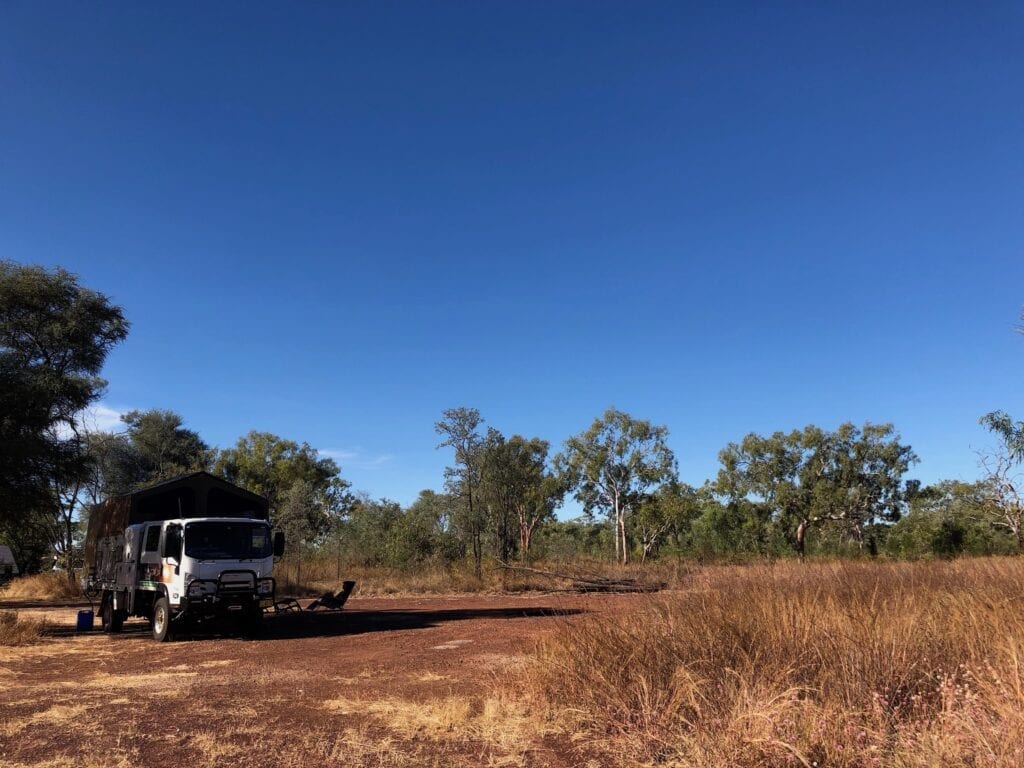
85,472 -> 284,641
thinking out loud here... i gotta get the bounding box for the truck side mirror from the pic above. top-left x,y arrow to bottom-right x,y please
273,531 -> 285,558
161,526 -> 183,561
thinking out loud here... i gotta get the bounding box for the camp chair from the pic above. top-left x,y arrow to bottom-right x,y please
272,597 -> 302,614
306,580 -> 356,611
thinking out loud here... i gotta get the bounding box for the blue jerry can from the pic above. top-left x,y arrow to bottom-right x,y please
76,609 -> 94,631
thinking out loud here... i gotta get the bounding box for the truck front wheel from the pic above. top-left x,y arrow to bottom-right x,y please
152,597 -> 174,642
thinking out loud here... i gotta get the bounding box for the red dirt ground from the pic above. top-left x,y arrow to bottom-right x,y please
0,592 -> 653,768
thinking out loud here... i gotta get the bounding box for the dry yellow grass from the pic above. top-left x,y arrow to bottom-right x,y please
80,669 -> 198,690
529,557 -> 1024,767
1,703 -> 93,738
1,572 -> 82,600
304,563 -> 503,596
0,609 -> 47,645
324,692 -> 548,755
288,557 -> 696,597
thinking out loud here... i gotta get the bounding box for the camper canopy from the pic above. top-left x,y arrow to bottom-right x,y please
84,472 -> 269,567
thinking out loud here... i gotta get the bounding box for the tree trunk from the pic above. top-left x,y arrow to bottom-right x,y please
64,514 -> 75,583
795,519 -> 808,559
519,518 -> 533,564
473,531 -> 482,579
618,515 -> 629,565
467,480 -> 482,579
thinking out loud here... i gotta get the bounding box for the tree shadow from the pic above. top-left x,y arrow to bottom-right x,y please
46,605 -> 586,642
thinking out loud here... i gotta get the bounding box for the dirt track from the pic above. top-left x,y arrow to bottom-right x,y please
1,592 -> 651,767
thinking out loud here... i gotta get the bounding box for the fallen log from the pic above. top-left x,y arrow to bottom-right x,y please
497,561 -> 666,593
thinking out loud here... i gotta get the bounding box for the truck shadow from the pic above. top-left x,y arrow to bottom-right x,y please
51,605 -> 587,641
265,606 -> 587,641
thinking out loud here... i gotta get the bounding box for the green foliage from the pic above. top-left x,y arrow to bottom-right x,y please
81,409 -> 210,504
885,480 -> 1016,558
690,499 -> 776,559
0,261 -> 127,570
81,430 -> 139,502
405,489 -> 464,564
532,519 -> 615,562
119,410 -> 209,482
337,491 -> 462,569
632,482 -> 704,561
716,422 -> 917,555
980,411 -> 1024,463
213,431 -> 351,543
478,431 -> 563,563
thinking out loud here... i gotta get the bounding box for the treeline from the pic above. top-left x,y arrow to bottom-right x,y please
2,261 -> 1023,575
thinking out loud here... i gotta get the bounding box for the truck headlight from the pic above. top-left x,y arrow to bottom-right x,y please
257,580 -> 273,595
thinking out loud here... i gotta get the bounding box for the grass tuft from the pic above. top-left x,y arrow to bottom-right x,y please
0,609 -> 47,646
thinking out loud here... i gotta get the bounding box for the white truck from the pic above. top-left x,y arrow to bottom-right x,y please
0,544 -> 18,583
84,472 -> 284,641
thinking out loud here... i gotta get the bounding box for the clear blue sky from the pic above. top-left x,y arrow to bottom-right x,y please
2,2 -> 1022,508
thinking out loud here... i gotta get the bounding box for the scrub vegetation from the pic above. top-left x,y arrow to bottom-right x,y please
528,557 -> 1024,767
0,610 -> 47,646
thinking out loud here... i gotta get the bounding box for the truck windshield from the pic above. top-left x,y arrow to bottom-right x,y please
184,522 -> 272,560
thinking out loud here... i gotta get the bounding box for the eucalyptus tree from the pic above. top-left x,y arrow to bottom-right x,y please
435,407 -> 486,577
556,408 -> 677,564
0,261 -> 128,571
213,431 -> 351,543
716,422 -> 917,556
479,431 -> 564,563
120,409 -> 209,483
978,412 -> 1024,552
980,411 -> 1024,463
633,481 -> 703,562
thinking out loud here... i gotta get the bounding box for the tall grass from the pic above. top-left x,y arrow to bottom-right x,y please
0,610 -> 47,645
0,572 -> 82,600
530,558 -> 1024,767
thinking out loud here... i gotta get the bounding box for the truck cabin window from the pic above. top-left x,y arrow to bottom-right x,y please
183,522 -> 272,561
144,525 -> 161,552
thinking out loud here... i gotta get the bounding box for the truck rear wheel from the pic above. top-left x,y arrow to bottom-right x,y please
100,595 -> 124,633
152,597 -> 174,642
